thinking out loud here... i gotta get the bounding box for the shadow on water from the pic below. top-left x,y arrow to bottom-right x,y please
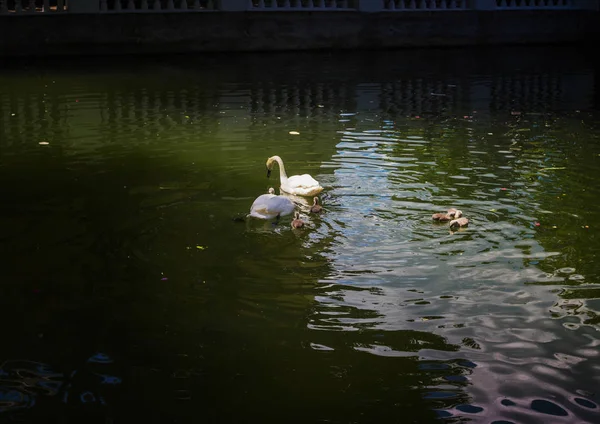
1,45 -> 600,423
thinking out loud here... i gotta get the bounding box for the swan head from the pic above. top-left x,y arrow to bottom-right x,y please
266,157 -> 275,177
268,187 -> 275,194
453,209 -> 463,218
313,197 -> 319,205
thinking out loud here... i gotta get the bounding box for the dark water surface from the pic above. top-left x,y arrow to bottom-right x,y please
1,46 -> 600,423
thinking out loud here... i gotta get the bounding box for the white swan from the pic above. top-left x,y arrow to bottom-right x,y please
266,155 -> 324,197
248,187 -> 295,221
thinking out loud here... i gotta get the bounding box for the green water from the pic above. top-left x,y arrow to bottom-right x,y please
1,47 -> 600,423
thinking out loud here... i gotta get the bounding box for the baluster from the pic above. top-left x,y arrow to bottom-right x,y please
257,0 -> 265,8
179,0 -> 186,9
141,0 -> 148,9
42,0 -> 49,11
193,0 -> 200,9
127,0 -> 135,9
166,0 -> 174,9
282,0 -> 289,8
206,0 -> 214,9
417,0 -> 425,8
114,0 -> 121,11
56,0 -> 63,11
100,0 -> 107,10
27,0 -> 35,12
15,0 -> 23,13
153,0 -> 161,10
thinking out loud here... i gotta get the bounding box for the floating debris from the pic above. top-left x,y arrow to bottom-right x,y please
539,167 -> 566,172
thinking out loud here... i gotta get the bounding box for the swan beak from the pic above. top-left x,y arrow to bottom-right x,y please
266,167 -> 271,178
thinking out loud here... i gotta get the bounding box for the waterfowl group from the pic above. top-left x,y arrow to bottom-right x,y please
432,208 -> 470,231
246,155 -> 326,228
248,154 -> 473,234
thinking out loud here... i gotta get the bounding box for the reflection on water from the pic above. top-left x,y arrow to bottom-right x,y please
1,46 -> 600,423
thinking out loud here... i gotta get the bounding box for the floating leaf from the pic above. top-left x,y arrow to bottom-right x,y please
196,245 -> 207,250
289,131 -> 300,135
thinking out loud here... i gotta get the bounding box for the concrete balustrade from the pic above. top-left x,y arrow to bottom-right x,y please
1,0 -> 597,14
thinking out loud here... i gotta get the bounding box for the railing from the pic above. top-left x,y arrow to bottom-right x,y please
99,0 -> 217,12
384,0 -> 468,10
0,0 -> 590,14
495,0 -> 573,9
250,0 -> 356,10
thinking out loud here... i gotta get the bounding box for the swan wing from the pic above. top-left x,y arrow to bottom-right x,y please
250,194 -> 277,218
287,174 -> 320,188
265,196 -> 295,217
283,174 -> 324,196
249,194 -> 294,219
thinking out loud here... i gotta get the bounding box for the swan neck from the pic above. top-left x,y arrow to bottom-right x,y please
272,156 -> 288,183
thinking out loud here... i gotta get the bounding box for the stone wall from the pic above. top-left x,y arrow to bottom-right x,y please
0,10 -> 599,57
